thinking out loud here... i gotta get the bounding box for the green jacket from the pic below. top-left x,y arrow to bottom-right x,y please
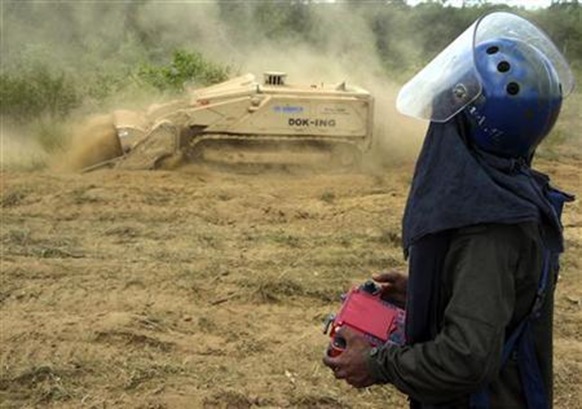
368,222 -> 553,408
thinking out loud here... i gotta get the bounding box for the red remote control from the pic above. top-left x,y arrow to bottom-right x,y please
323,281 -> 406,356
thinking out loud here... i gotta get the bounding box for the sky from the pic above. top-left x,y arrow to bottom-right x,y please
406,0 -> 554,8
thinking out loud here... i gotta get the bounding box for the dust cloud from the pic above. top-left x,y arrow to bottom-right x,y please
51,115 -> 123,172
2,2 -> 428,170
0,126 -> 49,171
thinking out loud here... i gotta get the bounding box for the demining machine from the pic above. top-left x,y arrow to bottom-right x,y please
84,72 -> 374,171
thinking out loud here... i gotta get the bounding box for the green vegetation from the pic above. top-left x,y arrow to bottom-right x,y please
136,50 -> 230,93
0,65 -> 80,123
0,49 -> 229,125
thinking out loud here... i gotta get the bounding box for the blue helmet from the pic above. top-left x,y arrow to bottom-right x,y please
396,12 -> 574,159
464,38 -> 563,158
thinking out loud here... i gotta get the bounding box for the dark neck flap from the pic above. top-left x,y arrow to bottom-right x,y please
401,115 -> 567,254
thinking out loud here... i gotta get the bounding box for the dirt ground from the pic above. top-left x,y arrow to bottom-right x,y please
1,149 -> 581,408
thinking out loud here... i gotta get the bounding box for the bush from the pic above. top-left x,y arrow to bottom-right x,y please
136,50 -> 231,93
0,49 -> 230,125
0,65 -> 80,123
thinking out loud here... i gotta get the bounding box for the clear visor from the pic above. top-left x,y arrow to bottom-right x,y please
396,11 -> 574,122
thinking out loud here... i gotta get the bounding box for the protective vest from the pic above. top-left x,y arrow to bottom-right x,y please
469,187 -> 573,409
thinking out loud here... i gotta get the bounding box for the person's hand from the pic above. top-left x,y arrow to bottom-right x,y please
372,270 -> 408,308
322,326 -> 376,388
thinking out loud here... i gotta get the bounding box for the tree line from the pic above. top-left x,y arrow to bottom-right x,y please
1,1 -> 580,125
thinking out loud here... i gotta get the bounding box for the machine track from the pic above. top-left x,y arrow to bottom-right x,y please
182,134 -> 364,172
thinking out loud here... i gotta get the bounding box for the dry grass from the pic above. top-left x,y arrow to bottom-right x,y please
1,151 -> 580,408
